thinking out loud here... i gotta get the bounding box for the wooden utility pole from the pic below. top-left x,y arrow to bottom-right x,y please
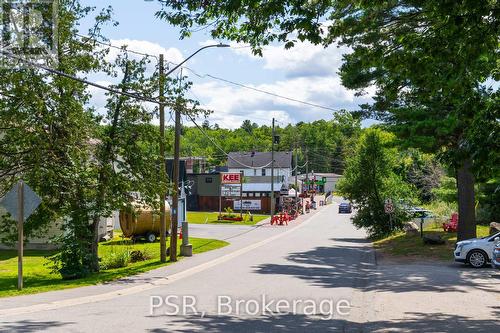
305,148 -> 309,193
170,98 -> 181,262
17,181 -> 24,290
270,118 -> 275,218
240,171 -> 243,218
158,54 -> 167,263
295,145 -> 298,202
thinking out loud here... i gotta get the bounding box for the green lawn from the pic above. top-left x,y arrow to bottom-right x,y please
0,236 -> 228,298
374,225 -> 491,261
187,211 -> 269,226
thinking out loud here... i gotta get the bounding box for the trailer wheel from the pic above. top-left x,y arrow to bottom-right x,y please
146,232 -> 156,243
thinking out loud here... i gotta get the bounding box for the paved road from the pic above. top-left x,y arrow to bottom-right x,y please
189,223 -> 263,241
1,203 -> 499,332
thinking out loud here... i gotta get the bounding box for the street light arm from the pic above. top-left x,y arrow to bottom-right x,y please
165,44 -> 229,77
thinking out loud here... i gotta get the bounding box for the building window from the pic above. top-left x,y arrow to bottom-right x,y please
205,177 -> 213,183
262,169 -> 266,176
255,193 -> 260,197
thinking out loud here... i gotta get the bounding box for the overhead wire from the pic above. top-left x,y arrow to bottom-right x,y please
2,50 -> 331,172
0,51 -> 161,105
75,33 -> 343,114
76,33 -> 159,60
183,114 -> 274,169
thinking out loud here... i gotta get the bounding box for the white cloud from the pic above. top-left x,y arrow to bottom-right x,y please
107,39 -> 184,64
191,75 -> 373,129
230,40 -> 350,79
84,38 -> 374,130
187,39 -> 375,129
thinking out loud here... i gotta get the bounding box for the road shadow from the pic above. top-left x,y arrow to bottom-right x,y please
331,237 -> 372,244
148,312 -> 499,333
253,240 -> 497,294
0,320 -> 73,332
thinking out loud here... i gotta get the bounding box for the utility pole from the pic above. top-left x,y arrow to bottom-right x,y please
160,44 -> 229,262
294,144 -> 298,202
158,54 -> 167,263
170,98 -> 181,262
305,148 -> 309,193
240,171 -> 243,218
270,118 -> 275,218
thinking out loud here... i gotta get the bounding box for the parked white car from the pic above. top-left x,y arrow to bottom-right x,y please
454,232 -> 500,268
492,238 -> 500,270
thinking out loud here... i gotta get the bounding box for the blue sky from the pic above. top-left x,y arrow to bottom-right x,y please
80,0 -> 375,128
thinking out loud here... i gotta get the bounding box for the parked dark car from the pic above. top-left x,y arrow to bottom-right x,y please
338,203 -> 352,214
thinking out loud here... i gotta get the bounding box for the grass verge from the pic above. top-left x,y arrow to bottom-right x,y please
373,225 -> 491,261
187,211 -> 269,226
0,236 -> 228,298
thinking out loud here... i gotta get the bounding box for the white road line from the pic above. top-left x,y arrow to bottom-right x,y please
0,207 -> 329,317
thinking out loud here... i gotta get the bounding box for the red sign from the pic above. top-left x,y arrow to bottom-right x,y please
221,173 -> 242,184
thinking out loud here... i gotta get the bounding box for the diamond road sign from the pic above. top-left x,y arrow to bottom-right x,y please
0,181 -> 41,222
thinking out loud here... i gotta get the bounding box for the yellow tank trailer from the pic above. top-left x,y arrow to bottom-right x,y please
119,201 -> 171,242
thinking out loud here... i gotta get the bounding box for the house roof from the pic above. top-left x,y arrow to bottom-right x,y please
228,151 -> 292,169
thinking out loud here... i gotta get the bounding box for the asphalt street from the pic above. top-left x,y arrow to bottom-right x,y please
0,203 -> 498,332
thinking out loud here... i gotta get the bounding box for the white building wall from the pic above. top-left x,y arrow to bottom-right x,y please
228,168 -> 291,183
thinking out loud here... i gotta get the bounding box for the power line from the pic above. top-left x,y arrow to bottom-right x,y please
1,51 -> 161,105
76,33 -> 159,60
184,68 -> 341,113
184,114 -> 274,170
2,52 -> 281,170
2,52 -> 338,173
76,33 -> 343,114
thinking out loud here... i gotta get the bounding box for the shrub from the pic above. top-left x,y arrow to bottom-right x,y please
130,249 -> 153,263
99,248 -> 131,270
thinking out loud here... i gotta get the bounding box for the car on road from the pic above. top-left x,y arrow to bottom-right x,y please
338,203 -> 352,214
454,232 -> 500,268
491,238 -> 500,269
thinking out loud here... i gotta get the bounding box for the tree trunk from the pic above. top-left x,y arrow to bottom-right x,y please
89,214 -> 101,272
456,158 -> 476,241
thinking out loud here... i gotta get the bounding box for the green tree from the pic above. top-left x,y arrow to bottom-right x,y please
240,119 -> 258,134
81,51 -> 167,272
156,0 -> 499,240
396,149 -> 444,203
337,129 -> 413,238
0,1 -> 109,245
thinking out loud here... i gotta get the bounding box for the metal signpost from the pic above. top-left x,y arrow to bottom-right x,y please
0,181 -> 42,290
384,199 -> 394,214
240,171 -> 243,218
384,199 -> 395,231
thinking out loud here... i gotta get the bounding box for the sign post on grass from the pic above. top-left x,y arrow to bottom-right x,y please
0,180 -> 42,290
17,182 -> 23,291
384,199 -> 395,231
